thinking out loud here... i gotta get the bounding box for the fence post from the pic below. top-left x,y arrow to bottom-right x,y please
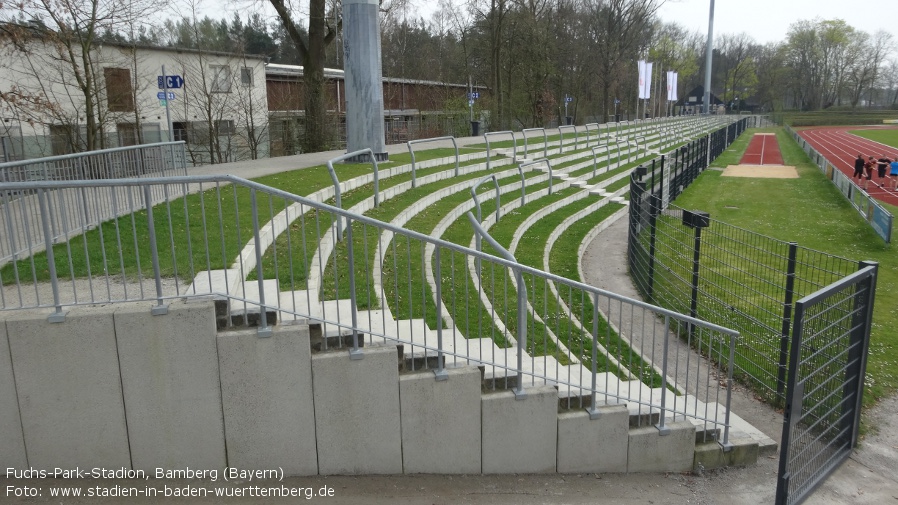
776,242 -> 798,401
683,210 -> 711,329
647,193 -> 660,301
37,189 -> 66,322
843,261 -> 878,446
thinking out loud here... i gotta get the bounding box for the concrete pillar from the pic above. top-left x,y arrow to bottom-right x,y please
343,0 -> 387,161
114,300 -> 226,472
399,367 -> 482,474
217,322 -> 318,476
6,307 -> 130,470
0,317 -> 27,469
627,420 -> 696,472
557,405 -> 629,473
313,345 -> 402,474
481,386 -> 558,473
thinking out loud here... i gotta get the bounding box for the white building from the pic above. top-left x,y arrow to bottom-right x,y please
0,24 -> 269,165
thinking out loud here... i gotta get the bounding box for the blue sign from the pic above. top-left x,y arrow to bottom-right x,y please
157,75 -> 184,89
565,96 -> 573,102
870,204 -> 893,243
468,92 -> 480,99
156,92 -> 176,100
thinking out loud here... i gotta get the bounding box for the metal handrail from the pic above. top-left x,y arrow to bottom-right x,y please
0,141 -> 187,170
0,175 -> 742,335
590,144 -> 613,177
558,125 -> 578,150
519,158 -> 554,195
583,123 -> 600,146
407,136 -> 460,186
326,148 -> 380,238
484,130 -> 518,169
521,128 -> 548,158
467,211 -> 527,399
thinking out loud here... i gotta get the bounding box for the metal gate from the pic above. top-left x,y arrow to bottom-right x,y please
775,261 -> 878,505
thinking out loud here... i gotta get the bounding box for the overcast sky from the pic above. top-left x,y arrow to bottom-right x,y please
656,0 -> 898,45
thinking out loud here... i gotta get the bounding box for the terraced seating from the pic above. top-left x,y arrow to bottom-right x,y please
177,118 -> 738,417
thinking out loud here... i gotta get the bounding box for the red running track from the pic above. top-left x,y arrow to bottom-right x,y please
797,125 -> 898,207
740,133 -> 784,165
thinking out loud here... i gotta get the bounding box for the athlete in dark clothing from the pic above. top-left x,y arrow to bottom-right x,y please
877,156 -> 891,186
853,154 -> 865,179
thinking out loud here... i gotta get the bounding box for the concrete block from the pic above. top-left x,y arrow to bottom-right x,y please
218,323 -> 318,476
114,300 -> 225,472
627,421 -> 696,473
692,437 -> 760,472
313,344 -> 402,475
482,386 -> 558,474
0,316 -> 27,469
399,366 -> 481,474
557,405 -> 629,473
6,307 -> 130,470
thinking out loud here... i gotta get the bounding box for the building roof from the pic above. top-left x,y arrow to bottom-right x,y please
265,63 -> 482,89
676,86 -> 724,106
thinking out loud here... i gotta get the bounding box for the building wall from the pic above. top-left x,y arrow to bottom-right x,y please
0,31 -> 269,164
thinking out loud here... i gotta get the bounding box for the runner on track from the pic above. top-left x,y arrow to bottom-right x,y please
877,155 -> 891,187
853,154 -> 865,181
891,159 -> 898,190
864,156 -> 876,190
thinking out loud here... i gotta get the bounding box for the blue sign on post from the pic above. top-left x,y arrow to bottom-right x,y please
157,75 -> 184,89
565,96 -> 573,102
468,92 -> 480,99
156,92 -> 176,100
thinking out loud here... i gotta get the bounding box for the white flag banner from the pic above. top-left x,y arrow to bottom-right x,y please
638,60 -> 647,99
667,71 -> 678,101
643,62 -> 653,99
672,72 -> 678,101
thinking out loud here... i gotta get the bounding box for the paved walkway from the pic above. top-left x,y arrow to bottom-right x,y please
188,136 -> 488,180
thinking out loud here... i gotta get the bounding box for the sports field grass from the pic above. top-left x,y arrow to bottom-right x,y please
848,128 -> 898,147
673,126 -> 898,408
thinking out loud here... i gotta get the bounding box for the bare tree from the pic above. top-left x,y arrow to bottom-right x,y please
267,0 -> 338,153
0,0 -> 163,152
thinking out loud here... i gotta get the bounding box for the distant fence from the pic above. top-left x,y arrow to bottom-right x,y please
785,126 -> 892,243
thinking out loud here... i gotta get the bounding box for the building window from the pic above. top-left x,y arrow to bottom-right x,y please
117,123 -> 138,146
215,120 -> 235,136
211,65 -> 231,93
240,67 -> 253,87
172,121 -> 188,143
49,125 -> 76,155
104,67 -> 135,112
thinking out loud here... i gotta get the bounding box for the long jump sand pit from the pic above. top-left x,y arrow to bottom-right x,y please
721,164 -> 799,178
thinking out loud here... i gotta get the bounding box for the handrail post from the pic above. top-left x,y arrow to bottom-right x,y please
466,212 -> 527,399
656,314 -> 672,435
407,142 -> 418,188
433,246 -> 448,380
38,189 -> 66,322
346,216 -> 363,359
326,148 -> 378,240
587,293 -> 601,419
250,189 -> 271,336
142,185 -> 168,316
